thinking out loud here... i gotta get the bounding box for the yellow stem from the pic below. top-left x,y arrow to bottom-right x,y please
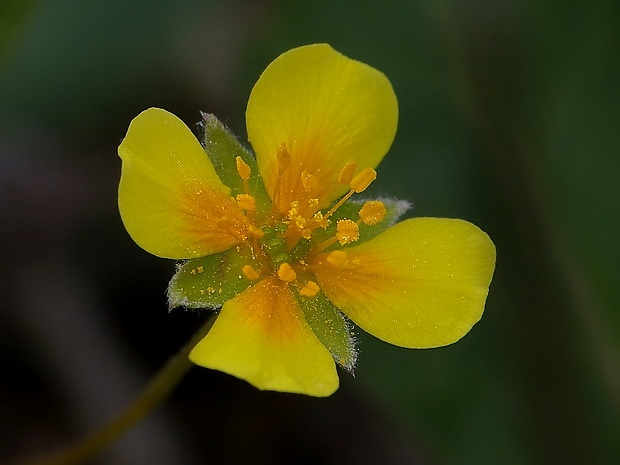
15,315 -> 216,465
310,236 -> 339,255
323,189 -> 355,222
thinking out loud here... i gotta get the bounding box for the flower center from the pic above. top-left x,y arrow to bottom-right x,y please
232,153 -> 387,299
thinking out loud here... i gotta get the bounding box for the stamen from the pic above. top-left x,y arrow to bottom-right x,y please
338,162 -> 358,184
326,250 -> 347,266
322,166 -> 377,222
242,264 -> 260,281
277,262 -> 297,282
323,190 -> 355,222
299,280 -> 320,298
311,211 -> 329,228
287,200 -> 300,217
270,143 -> 291,217
248,225 -> 265,239
308,198 -> 320,209
301,170 -> 319,193
287,200 -> 308,230
336,219 -> 360,245
236,193 -> 256,211
235,156 -> 251,182
350,168 -> 377,193
311,236 -> 337,255
359,200 -> 387,225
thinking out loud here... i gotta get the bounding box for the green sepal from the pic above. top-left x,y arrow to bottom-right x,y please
201,113 -> 271,218
167,245 -> 256,310
296,288 -> 357,373
310,197 -> 411,251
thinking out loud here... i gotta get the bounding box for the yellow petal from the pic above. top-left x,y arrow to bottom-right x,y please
246,44 -> 398,214
190,277 -> 339,396
118,108 -> 248,259
311,218 -> 496,348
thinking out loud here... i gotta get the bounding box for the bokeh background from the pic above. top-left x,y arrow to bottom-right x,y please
1,1 -> 619,464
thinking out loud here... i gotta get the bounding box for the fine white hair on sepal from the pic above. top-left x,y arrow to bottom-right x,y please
383,197 -> 413,225
339,315 -> 359,375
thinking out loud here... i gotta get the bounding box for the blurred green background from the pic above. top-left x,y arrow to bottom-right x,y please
1,1 -> 618,464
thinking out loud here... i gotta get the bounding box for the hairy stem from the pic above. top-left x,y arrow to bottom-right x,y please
19,316 -> 215,465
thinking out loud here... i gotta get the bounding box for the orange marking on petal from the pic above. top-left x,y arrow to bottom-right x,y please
312,218 -> 496,349
247,45 -> 398,214
189,276 -> 338,396
118,108 -> 245,258
215,214 -> 248,242
277,142 -> 291,170
180,185 -> 249,251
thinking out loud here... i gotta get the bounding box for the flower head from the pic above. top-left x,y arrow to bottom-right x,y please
118,44 -> 496,397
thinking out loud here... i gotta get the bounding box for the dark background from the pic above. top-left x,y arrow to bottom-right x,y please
1,1 -> 619,464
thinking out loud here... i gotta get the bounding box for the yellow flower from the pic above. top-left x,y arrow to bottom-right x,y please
118,44 -> 496,397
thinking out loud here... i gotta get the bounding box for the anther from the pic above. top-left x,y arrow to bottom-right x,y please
359,200 -> 387,225
236,193 -> 256,211
277,263 -> 297,282
311,211 -> 329,228
299,280 -> 320,298
350,168 -> 377,193
248,225 -> 265,239
336,219 -> 360,245
301,171 -> 319,193
338,162 -> 358,185
242,265 -> 260,281
323,167 -> 376,223
270,144 -> 290,216
235,156 -> 251,181
326,250 -> 348,266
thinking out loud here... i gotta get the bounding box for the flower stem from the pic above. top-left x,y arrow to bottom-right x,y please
19,315 -> 216,465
